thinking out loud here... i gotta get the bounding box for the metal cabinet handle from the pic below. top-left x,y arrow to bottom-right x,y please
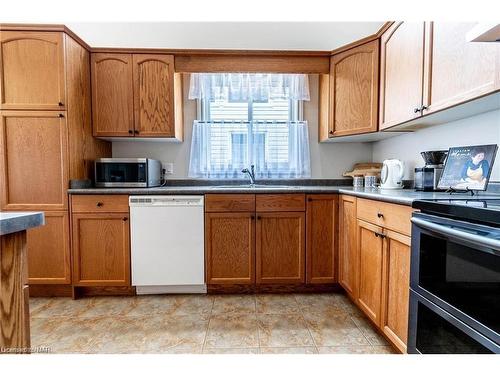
421,105 -> 428,112
58,113 -> 64,118
96,202 -> 103,207
58,102 -> 64,106
377,212 -> 384,218
329,130 -> 334,135
414,107 -> 421,113
123,217 -> 128,221
128,130 -> 133,135
251,215 -> 255,220
374,232 -> 386,239
257,216 -> 261,220
134,130 -> 139,135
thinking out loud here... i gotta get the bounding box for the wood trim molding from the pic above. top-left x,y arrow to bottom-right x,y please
330,21 -> 394,56
0,23 -> 92,51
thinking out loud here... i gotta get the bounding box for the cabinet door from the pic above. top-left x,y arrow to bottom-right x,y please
0,31 -> 66,110
0,111 -> 68,210
72,213 -> 130,286
379,22 -> 426,130
381,230 -> 411,353
205,212 -> 255,284
339,195 -> 358,298
91,53 -> 134,137
423,22 -> 500,114
133,54 -> 175,137
306,195 -> 337,284
256,212 -> 305,284
26,211 -> 71,284
330,39 -> 379,137
357,219 -> 384,326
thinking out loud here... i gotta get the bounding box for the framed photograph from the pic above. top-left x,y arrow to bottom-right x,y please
438,144 -> 498,191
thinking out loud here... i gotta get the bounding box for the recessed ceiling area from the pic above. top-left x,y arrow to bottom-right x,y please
67,22 -> 385,50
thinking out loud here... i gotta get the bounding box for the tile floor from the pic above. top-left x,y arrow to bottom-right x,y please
29,293 -> 395,354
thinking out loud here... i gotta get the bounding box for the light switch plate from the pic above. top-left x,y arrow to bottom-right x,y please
164,162 -> 174,175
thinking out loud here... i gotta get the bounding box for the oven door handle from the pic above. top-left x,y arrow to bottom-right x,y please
411,217 -> 500,252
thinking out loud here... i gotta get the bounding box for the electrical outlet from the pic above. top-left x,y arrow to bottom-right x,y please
164,163 -> 174,175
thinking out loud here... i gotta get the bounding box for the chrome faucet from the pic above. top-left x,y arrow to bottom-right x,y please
241,165 -> 256,185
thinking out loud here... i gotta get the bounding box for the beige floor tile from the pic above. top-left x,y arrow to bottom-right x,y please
29,298 -> 53,316
30,317 -> 116,353
257,314 -> 314,348
260,347 -> 318,354
30,297 -> 93,318
166,295 -> 214,317
205,313 -> 259,349
80,296 -> 138,318
125,295 -> 177,317
317,345 -> 396,354
90,315 -> 208,354
295,293 -> 354,317
304,312 -> 370,347
256,294 -> 301,314
350,316 -> 390,346
212,295 -> 256,314
203,347 -> 260,354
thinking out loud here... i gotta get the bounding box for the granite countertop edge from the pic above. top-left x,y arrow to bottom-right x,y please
67,186 -> 500,206
0,212 -> 45,236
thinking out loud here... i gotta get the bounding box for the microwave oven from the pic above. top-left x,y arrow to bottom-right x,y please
94,158 -> 162,188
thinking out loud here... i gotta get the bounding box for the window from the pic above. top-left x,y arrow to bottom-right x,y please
188,73 -> 311,179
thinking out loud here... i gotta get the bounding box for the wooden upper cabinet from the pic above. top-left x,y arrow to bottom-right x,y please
329,40 -> 379,137
256,212 -> 305,284
306,195 -> 337,284
338,195 -> 358,299
91,53 -> 134,137
0,111 -> 68,210
205,212 -> 255,284
0,31 -> 66,110
423,22 -> 500,114
379,22 -> 426,130
72,213 -> 131,286
133,54 -> 175,137
381,230 -> 411,354
27,211 -> 71,284
357,219 -> 384,326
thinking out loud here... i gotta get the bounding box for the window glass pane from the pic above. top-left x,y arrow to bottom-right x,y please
208,101 -> 248,122
253,98 -> 291,121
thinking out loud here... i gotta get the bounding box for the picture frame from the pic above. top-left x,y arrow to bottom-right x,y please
437,144 -> 498,191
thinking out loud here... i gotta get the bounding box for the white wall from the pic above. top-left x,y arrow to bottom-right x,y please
112,75 -> 373,179
372,109 -> 500,181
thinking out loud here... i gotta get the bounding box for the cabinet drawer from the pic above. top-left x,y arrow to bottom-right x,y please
357,198 -> 413,236
71,195 -> 129,213
205,194 -> 255,212
256,194 -> 305,212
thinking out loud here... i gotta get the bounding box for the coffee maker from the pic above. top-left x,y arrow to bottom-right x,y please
414,150 -> 448,191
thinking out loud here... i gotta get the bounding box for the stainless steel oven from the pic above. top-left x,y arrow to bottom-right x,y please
409,209 -> 500,354
94,158 -> 162,188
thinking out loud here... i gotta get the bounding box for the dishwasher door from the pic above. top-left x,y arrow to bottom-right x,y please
129,195 -> 205,294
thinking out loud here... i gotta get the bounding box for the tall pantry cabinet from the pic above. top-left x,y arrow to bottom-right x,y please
0,28 -> 111,286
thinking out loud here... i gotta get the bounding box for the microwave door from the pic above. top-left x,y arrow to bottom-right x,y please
95,162 -> 147,187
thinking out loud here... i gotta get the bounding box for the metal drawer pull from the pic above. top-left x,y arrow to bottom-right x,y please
374,232 -> 386,239
96,202 -> 103,207
411,217 -> 500,251
377,212 -> 384,218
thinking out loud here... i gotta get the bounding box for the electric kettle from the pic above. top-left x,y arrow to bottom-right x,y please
380,159 -> 404,189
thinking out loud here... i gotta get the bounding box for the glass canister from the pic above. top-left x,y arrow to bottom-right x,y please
364,174 -> 377,188
353,176 -> 364,188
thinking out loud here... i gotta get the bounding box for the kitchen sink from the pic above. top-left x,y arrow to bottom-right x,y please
209,184 -> 302,190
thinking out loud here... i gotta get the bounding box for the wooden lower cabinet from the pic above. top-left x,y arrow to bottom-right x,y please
357,219 -> 384,326
205,212 -> 255,284
338,195 -> 358,298
306,195 -> 337,284
381,230 -> 411,353
72,213 -> 130,286
27,211 -> 71,284
256,212 -> 305,284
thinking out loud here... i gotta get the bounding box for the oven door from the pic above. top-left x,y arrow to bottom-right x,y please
95,159 -> 148,187
410,212 -> 500,345
408,290 -> 498,354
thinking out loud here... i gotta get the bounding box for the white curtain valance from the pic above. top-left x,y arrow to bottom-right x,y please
188,120 -> 311,179
188,73 -> 310,102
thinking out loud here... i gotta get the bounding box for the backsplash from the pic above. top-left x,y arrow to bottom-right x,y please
372,109 -> 500,182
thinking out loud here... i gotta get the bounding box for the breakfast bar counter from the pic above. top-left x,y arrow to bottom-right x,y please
0,212 -> 44,353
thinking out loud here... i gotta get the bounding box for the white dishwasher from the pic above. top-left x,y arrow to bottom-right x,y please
129,195 -> 205,294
